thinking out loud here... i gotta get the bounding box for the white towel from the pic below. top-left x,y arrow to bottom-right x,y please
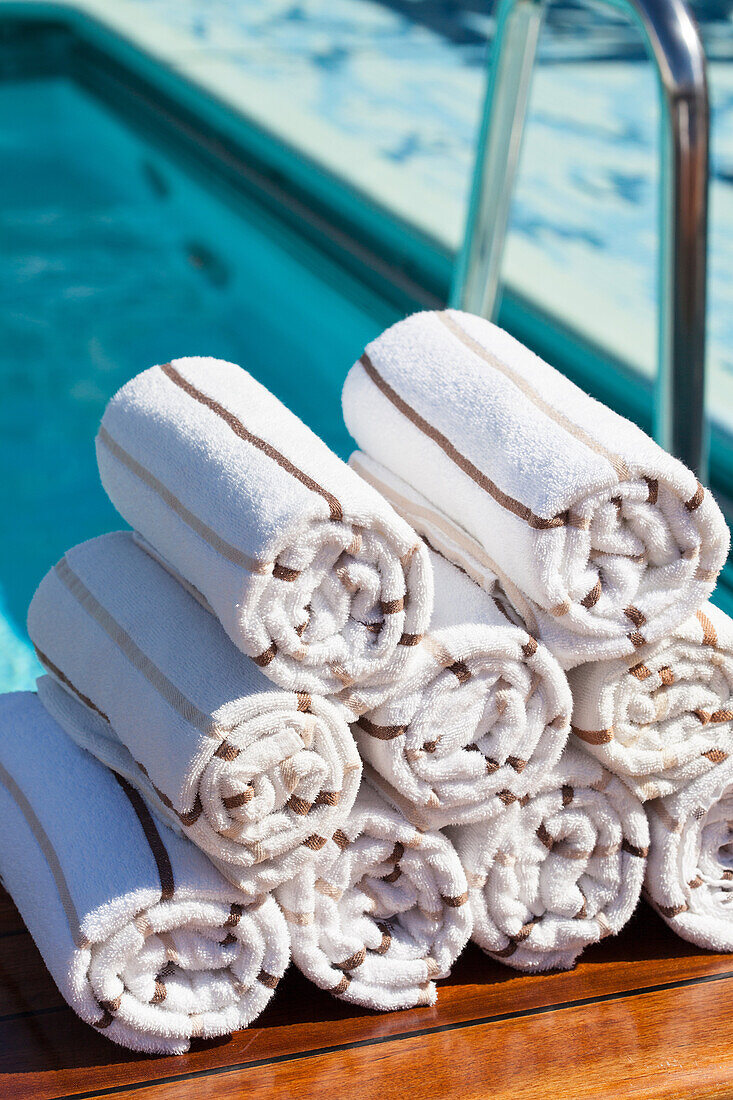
0,692 -> 289,1053
646,755 -> 733,951
342,310 -> 729,669
276,783 -> 471,1010
347,511 -> 571,828
449,746 -> 649,971
27,532 -> 361,896
568,603 -> 733,801
96,356 -> 432,702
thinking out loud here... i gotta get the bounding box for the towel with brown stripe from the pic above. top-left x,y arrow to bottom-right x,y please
28,533 -> 361,896
568,602 -> 733,801
351,541 -> 572,828
96,356 -> 432,704
645,752 -> 733,951
276,783 -> 471,1010
449,746 -> 648,971
342,310 -> 729,669
0,692 -> 289,1053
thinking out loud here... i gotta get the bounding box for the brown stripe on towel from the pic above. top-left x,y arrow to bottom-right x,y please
580,579 -> 602,609
644,476 -> 659,504
303,834 -> 328,851
536,822 -> 555,850
696,609 -> 718,647
572,725 -> 613,745
688,876 -> 704,889
703,748 -> 729,764
314,790 -> 341,807
382,865 -> 402,884
628,630 -> 646,649
658,901 -> 689,918
522,637 -> 538,659
272,563 -> 301,582
398,632 -> 423,647
629,662 -> 652,680
442,892 -> 469,908
296,692 -> 312,713
288,795 -> 313,816
33,646 -> 110,723
332,829 -> 350,851
222,788 -> 253,809
335,948 -> 366,971
160,362 -> 344,521
447,660 -> 471,684
658,667 -> 674,686
359,352 -> 567,530
373,925 -> 392,955
252,641 -> 278,667
380,597 -> 404,615
492,940 -> 518,959
114,773 -> 175,902
685,482 -> 705,512
97,426 -> 266,573
214,741 -> 240,762
437,311 -> 630,480
507,756 -> 527,773
225,903 -> 244,927
357,716 -> 406,741
624,606 -> 646,629
331,975 -> 351,995
562,785 -> 574,806
497,789 -> 517,805
257,970 -> 280,989
621,838 -> 649,858
173,793 -> 204,828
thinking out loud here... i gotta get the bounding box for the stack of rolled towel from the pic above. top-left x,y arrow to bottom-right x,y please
3,310 -> 731,1053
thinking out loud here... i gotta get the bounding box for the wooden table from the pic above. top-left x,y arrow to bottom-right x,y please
1,886 -> 731,1100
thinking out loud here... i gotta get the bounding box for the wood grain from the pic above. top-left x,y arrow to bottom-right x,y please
103,978 -> 733,1100
0,888 -> 730,1100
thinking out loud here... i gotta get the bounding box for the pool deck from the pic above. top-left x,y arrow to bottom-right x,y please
0,883 -> 731,1098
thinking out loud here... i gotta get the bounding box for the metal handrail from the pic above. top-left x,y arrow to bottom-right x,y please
451,0 -> 710,477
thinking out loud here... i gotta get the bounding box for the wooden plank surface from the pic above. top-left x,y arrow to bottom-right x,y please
0,887 -> 731,1099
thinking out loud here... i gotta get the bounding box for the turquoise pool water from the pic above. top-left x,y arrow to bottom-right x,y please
0,76 -> 398,692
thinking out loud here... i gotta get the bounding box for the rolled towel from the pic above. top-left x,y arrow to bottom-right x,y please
0,692 -> 289,1053
348,511 -> 571,828
449,746 -> 649,971
342,310 -> 729,669
276,783 -> 471,1010
27,532 -> 361,896
568,603 -> 733,801
646,755 -> 733,950
96,356 -> 432,701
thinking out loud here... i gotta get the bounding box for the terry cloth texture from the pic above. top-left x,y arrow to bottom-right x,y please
568,603 -> 733,802
449,746 -> 649,971
646,754 -> 733,950
27,532 -> 361,895
0,692 -> 288,1053
96,356 -> 432,703
352,538 -> 572,829
276,783 -> 471,1010
342,310 -> 729,670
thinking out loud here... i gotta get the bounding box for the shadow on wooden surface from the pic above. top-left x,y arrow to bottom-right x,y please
0,887 -> 731,1100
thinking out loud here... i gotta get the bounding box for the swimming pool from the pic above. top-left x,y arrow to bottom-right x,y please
0,73 -> 403,692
